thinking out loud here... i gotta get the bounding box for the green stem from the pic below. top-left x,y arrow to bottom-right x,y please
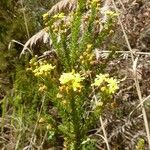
70,92 -> 82,149
70,11 -> 82,67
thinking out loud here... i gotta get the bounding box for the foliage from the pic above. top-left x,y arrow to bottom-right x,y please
14,0 -> 120,149
0,0 -> 59,93
136,138 -> 145,150
1,0 -> 150,149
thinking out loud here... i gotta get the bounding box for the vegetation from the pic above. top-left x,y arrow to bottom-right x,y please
0,0 -> 150,149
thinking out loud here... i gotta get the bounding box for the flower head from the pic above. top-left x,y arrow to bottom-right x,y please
59,71 -> 84,91
91,74 -> 109,86
87,44 -> 93,49
33,63 -> 55,77
42,13 -> 49,20
38,84 -> 47,93
107,78 -> 119,94
92,74 -> 119,94
53,13 -> 65,19
39,64 -> 55,72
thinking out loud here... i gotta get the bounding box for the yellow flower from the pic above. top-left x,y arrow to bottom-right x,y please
101,86 -> 106,92
42,13 -> 49,20
38,84 -> 47,92
46,124 -> 52,130
53,13 -> 65,19
87,44 -> 92,49
79,55 -> 84,60
59,71 -> 84,92
39,117 -> 45,123
91,74 -> 109,86
72,81 -> 82,91
39,64 -> 55,72
96,101 -> 103,107
62,99 -> 67,104
59,72 -> 74,84
92,74 -> 119,94
91,0 -> 100,5
106,11 -> 119,17
56,93 -> 63,98
33,63 -> 55,77
106,78 -> 119,94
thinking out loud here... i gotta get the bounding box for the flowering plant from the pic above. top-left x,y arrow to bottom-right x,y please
25,0 -> 119,149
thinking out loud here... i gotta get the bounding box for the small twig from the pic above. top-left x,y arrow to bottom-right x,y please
9,40 -> 33,56
99,116 -> 111,150
118,0 -> 126,11
15,133 -> 22,150
95,133 -> 109,145
38,130 -> 48,150
98,50 -> 150,56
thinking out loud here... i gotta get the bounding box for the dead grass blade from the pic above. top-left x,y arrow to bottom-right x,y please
47,0 -> 77,16
20,28 -> 50,56
8,40 -> 33,56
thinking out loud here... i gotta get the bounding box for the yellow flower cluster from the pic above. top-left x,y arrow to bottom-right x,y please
59,70 -> 85,92
79,44 -> 95,65
87,0 -> 100,9
92,74 -> 119,94
38,84 -> 47,93
51,23 -> 70,34
38,117 -> 53,130
42,13 -> 49,21
27,58 -> 55,77
51,13 -> 71,34
106,11 -> 119,17
91,0 -> 100,5
92,74 -> 109,86
52,13 -> 65,19
33,63 -> 55,77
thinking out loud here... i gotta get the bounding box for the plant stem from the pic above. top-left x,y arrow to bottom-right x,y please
70,93 -> 82,149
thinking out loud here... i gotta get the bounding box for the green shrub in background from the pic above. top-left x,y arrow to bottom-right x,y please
0,0 -> 59,94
